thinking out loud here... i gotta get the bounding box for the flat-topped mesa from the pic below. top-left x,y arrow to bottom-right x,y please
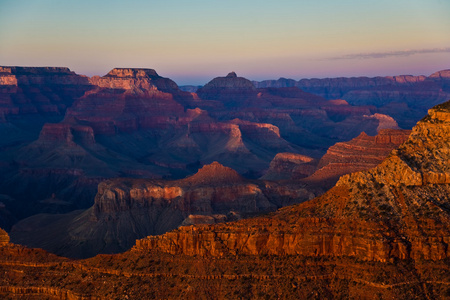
0,66 -> 74,75
0,66 -> 92,118
228,119 -> 281,138
428,69 -> 450,80
104,68 -> 160,78
196,72 -> 257,102
180,162 -> 244,185
364,113 -> 400,132
38,123 -> 96,145
386,74 -> 427,84
89,68 -> 180,93
0,66 -> 90,86
0,228 -> 10,246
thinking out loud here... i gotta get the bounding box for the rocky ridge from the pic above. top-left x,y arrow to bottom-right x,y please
2,229 -> 447,299
254,69 -> 450,128
303,128 -> 411,187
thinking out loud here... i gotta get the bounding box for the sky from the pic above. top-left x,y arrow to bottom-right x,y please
0,0 -> 449,85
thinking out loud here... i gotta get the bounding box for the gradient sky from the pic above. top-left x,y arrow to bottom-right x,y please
1,0 -> 449,85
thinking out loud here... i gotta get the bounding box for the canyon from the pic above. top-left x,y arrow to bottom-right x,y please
1,66 -> 409,229
0,98 -> 449,299
134,100 -> 450,260
1,66 -> 449,258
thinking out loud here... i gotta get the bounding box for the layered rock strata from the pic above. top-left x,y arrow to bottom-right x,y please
2,103 -> 450,299
11,162 -> 314,258
0,66 -> 92,118
261,152 -> 317,180
304,128 -> 411,186
134,100 -> 450,262
0,228 -> 9,246
254,69 -> 450,128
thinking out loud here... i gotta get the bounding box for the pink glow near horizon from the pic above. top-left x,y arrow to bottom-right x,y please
0,0 -> 449,85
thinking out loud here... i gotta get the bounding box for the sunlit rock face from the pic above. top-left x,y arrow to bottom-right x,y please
0,228 -> 9,246
3,66 -> 450,264
89,68 -> 181,93
263,128 -> 410,183
303,128 -> 411,187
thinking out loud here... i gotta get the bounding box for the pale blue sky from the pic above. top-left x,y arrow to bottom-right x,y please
1,0 -> 449,84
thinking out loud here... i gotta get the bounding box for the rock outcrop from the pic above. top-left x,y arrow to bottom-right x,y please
0,228 -> 9,246
197,72 -> 257,103
304,129 -> 411,187
261,152 -> 317,180
89,68 -> 184,96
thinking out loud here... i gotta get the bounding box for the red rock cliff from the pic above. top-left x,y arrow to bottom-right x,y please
303,128 -> 411,186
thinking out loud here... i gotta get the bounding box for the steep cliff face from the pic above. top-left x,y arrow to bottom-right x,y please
0,66 -> 92,118
2,224 -> 448,299
0,66 -> 90,86
303,129 -> 411,187
134,100 -> 450,262
0,228 -> 9,246
11,162 -> 314,258
65,68 -> 191,134
263,128 -> 409,183
4,69 -> 317,220
89,68 -> 184,96
261,152 -> 317,180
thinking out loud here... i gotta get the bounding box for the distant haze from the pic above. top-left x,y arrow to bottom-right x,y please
0,0 -> 449,85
